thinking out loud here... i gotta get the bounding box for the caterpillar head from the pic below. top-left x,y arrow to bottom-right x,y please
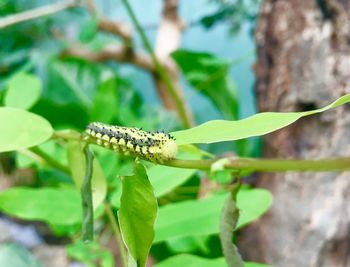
161,139 -> 178,160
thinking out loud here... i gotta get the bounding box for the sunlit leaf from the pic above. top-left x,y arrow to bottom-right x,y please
0,187 -> 81,225
5,72 -> 42,110
172,94 -> 350,145
154,188 -> 272,242
0,107 -> 53,152
118,163 -> 157,267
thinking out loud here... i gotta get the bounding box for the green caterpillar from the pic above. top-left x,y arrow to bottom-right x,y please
85,122 -> 178,163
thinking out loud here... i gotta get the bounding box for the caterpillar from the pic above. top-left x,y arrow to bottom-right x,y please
85,122 -> 178,163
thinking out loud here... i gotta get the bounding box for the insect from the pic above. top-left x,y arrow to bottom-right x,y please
85,122 -> 178,163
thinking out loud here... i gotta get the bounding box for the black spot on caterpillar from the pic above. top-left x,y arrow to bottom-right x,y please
85,122 -> 178,163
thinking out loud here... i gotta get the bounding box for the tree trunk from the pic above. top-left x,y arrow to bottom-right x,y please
239,1 -> 350,266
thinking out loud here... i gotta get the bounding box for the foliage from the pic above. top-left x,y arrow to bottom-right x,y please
0,1 -> 347,267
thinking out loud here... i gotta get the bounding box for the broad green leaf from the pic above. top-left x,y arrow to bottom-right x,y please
0,243 -> 42,267
154,194 -> 226,243
90,77 -> 118,123
66,240 -> 114,267
118,163 -> 157,267
79,17 -> 98,43
166,236 -> 210,254
154,255 -> 270,267
220,184 -> 243,267
0,107 -> 53,152
154,254 -> 226,267
172,50 -> 238,120
5,72 -> 42,110
236,188 -> 273,229
154,188 -> 272,242
67,141 -> 107,209
172,94 -> 350,145
0,187 -> 81,225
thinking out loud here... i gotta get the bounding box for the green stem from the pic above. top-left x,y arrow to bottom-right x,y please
121,0 -> 192,129
164,157 -> 350,172
29,146 -> 70,174
105,202 -> 128,267
52,130 -> 350,173
81,145 -> 94,243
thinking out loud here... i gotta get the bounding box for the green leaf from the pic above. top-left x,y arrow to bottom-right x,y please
154,188 -> 272,243
172,50 -> 238,120
154,193 -> 226,243
118,163 -> 157,267
5,72 -> 42,110
0,243 -> 42,267
245,263 -> 271,267
0,187 -> 82,225
90,77 -> 118,123
0,107 -> 53,152
66,240 -> 114,267
172,94 -> 350,144
154,254 -> 226,267
236,187 -> 273,229
67,141 -> 107,209
220,185 -> 243,267
79,17 -> 98,43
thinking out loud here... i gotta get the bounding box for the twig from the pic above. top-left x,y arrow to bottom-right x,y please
63,44 -> 155,72
105,202 -> 128,267
0,0 -> 78,29
81,145 -> 94,243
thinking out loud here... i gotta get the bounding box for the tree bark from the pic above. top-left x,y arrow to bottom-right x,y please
239,1 -> 350,266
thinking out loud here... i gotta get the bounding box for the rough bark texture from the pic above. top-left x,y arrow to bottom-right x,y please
239,1 -> 350,266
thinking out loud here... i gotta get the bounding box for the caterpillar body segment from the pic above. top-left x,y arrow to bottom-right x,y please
85,122 -> 178,163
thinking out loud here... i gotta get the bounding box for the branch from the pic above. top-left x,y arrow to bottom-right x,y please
0,0 -> 78,29
63,44 -> 155,72
52,131 -> 350,173
164,157 -> 350,172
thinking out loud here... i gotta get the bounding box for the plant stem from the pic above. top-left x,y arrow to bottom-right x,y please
105,202 -> 128,267
121,0 -> 192,128
163,157 -> 350,172
29,146 -> 70,174
81,145 -> 94,243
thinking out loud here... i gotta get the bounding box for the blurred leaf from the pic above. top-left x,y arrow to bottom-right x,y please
220,185 -> 243,267
67,141 -> 107,209
90,77 -> 118,123
45,58 -> 102,107
31,98 -> 89,129
154,193 -> 226,243
4,72 -> 42,110
0,187 -> 81,225
172,50 -> 238,120
172,94 -> 350,145
148,166 -> 197,197
166,236 -> 210,254
118,163 -> 157,267
0,107 -> 53,152
154,254 -> 269,267
154,188 -> 272,243
154,254 -> 226,267
0,243 -> 42,267
79,17 -> 98,43
236,188 -> 272,229
66,240 -> 114,267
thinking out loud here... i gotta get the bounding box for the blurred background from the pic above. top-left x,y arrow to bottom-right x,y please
1,0 -> 350,266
